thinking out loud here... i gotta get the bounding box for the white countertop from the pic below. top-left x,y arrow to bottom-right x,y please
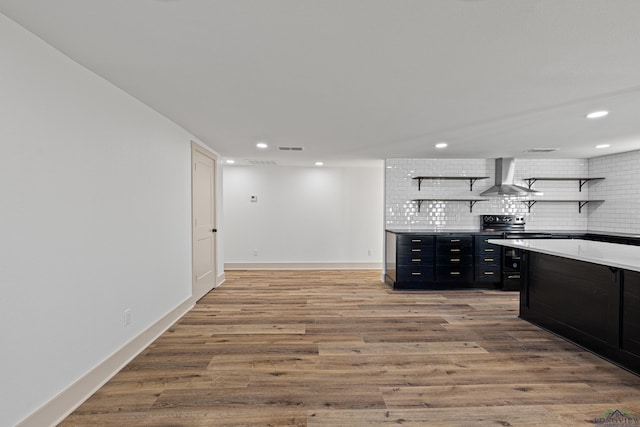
487,238 -> 640,273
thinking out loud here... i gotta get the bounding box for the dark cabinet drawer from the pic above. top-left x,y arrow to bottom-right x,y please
436,267 -> 473,282
398,235 -> 435,247
397,267 -> 435,283
436,235 -> 473,248
477,246 -> 499,255
397,253 -> 434,265
436,246 -> 473,257
436,255 -> 473,266
474,255 -> 500,267
398,245 -> 435,257
475,266 -> 501,282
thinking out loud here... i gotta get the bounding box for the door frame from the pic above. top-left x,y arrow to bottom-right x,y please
191,141 -> 218,301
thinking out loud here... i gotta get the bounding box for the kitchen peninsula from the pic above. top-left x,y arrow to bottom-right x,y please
488,238 -> 640,375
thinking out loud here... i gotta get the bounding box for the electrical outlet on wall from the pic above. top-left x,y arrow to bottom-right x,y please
253,250 -> 258,256
368,249 -> 373,256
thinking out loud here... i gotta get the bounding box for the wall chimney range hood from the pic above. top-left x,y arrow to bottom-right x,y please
480,158 -> 542,197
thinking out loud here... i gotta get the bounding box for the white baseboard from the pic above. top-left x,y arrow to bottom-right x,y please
216,271 -> 226,287
17,298 -> 194,427
224,262 -> 383,270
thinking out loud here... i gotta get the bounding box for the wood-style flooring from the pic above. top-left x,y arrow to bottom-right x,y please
61,270 -> 640,426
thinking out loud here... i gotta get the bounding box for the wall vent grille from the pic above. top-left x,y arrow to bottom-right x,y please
248,160 -> 278,166
278,146 -> 304,151
525,148 -> 559,153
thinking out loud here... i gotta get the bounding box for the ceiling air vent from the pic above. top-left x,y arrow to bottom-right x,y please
278,146 -> 304,151
248,160 -> 278,166
525,148 -> 559,153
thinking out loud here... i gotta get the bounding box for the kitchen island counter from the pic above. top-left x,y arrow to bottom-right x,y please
488,237 -> 640,375
488,238 -> 640,273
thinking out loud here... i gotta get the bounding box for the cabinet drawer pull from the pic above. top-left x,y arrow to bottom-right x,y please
450,258 -> 460,262
411,249 -> 421,252
411,272 -> 422,276
450,248 -> 461,252
484,258 -> 494,262
411,239 -> 422,243
450,239 -> 461,243
411,258 -> 421,262
450,271 -> 461,276
483,271 -> 495,276
484,248 -> 495,252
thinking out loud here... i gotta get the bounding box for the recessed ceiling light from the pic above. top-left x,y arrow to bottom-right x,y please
225,159 -> 235,164
435,142 -> 448,149
315,162 -> 324,166
256,142 -> 268,149
595,144 -> 611,149
586,111 -> 609,119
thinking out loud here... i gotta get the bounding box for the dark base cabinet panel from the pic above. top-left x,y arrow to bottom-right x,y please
527,254 -> 617,344
521,251 -> 640,375
623,270 -> 640,358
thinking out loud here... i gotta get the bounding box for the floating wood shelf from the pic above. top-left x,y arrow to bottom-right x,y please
412,176 -> 490,191
521,199 -> 605,213
412,198 -> 489,213
523,177 -> 605,192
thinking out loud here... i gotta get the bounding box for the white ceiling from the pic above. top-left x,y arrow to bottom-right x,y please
3,0 -> 640,166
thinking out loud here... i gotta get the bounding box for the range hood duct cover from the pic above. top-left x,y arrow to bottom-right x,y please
480,158 -> 542,197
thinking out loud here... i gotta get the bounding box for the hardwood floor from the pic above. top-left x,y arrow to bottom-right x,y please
61,270 -> 640,426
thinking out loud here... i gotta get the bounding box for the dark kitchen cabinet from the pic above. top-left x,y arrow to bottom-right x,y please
385,233 -> 435,289
385,231 -> 501,290
397,234 -> 435,284
435,235 -> 473,282
585,234 -> 640,246
474,234 -> 502,283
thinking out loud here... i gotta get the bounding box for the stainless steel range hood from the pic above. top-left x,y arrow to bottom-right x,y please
480,158 -> 542,197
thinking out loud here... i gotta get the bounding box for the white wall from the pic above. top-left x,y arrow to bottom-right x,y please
385,158 -> 590,231
223,165 -> 384,268
0,14 -> 221,426
589,150 -> 640,233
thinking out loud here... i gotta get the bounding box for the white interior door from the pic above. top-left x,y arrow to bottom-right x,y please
192,143 -> 217,301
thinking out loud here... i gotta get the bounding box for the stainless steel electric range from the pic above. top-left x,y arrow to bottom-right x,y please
481,215 -> 555,291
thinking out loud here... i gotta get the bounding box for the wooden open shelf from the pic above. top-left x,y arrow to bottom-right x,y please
412,176 -> 489,191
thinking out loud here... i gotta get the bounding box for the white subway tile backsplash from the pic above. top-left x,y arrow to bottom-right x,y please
588,150 -> 640,234
387,153 -> 640,233
385,158 -> 590,231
